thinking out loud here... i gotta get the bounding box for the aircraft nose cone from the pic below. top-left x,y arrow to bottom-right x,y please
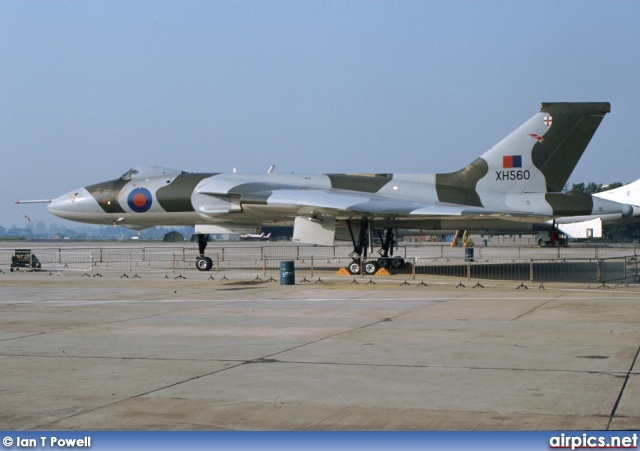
48,193 -> 76,217
47,197 -> 65,216
48,188 -> 103,220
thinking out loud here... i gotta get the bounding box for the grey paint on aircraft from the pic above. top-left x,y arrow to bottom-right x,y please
545,191 -> 594,216
230,182 -> 314,205
326,174 -> 393,193
435,157 -> 488,207
534,103 -> 609,192
86,178 -> 129,214
156,173 -> 216,212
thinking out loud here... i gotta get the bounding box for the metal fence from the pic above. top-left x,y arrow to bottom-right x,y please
0,244 -> 638,285
259,255 -> 639,285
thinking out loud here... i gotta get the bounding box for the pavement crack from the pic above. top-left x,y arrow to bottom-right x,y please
304,406 -> 349,430
510,295 -> 561,321
607,343 -> 640,430
0,332 -> 46,342
257,310 -> 415,362
32,361 -> 247,430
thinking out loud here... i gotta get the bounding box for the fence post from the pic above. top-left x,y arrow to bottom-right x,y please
529,258 -> 534,283
412,257 -> 416,280
262,257 -> 267,275
467,260 -> 471,280
597,258 -> 602,282
311,255 -> 314,278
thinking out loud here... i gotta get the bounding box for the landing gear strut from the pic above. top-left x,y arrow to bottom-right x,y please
345,219 -> 369,275
196,233 -> 213,271
345,220 -> 404,275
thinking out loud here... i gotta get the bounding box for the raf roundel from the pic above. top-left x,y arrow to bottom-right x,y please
127,187 -> 153,213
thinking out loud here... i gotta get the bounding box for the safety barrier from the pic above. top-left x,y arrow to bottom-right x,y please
0,244 -> 638,284
261,255 -> 640,286
50,252 -> 93,275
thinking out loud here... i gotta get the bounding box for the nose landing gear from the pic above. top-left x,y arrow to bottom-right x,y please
195,233 -> 213,271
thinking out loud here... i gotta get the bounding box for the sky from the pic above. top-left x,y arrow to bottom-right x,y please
1,0 -> 639,228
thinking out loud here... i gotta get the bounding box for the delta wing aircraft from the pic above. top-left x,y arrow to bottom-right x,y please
554,178 -> 640,240
240,232 -> 272,241
33,102 -> 634,274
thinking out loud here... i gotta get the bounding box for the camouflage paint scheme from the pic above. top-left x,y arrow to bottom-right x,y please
47,103 -> 636,241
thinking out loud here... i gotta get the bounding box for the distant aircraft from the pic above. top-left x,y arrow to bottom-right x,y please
240,232 -> 272,241
28,102 -> 635,274
553,179 -> 640,241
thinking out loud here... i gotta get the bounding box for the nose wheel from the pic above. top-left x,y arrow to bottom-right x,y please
196,256 -> 213,271
195,233 -> 213,271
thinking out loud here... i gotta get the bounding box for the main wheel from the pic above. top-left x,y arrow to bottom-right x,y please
364,260 -> 378,275
377,258 -> 389,269
390,257 -> 405,269
347,260 -> 361,275
196,256 -> 213,271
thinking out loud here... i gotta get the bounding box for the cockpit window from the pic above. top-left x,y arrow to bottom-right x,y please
120,168 -> 139,181
120,168 -> 132,180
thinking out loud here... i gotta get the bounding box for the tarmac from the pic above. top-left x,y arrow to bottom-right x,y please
1,270 -> 640,431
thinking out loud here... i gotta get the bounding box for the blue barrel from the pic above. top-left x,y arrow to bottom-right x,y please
464,247 -> 474,262
280,261 -> 295,285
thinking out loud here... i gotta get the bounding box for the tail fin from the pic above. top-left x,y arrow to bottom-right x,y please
436,102 -> 610,206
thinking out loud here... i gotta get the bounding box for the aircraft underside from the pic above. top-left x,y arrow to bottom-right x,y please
190,213 -> 554,274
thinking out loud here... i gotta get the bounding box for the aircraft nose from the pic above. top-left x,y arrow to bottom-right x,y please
48,188 -> 103,220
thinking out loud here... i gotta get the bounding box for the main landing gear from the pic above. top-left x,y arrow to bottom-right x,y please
196,234 -> 213,271
345,219 -> 405,275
